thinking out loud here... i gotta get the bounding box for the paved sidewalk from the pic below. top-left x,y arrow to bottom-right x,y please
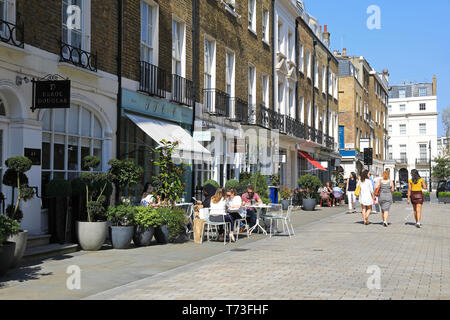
86,202 -> 450,300
0,204 -> 343,299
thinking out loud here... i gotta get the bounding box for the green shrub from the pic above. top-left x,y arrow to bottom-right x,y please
438,192 -> 450,197
203,180 -> 219,189
423,192 -> 430,196
0,215 -> 20,244
108,158 -> 143,200
224,179 -> 239,189
297,175 -> 322,199
157,207 -> 188,241
238,171 -> 269,200
270,174 -> 280,186
135,207 -> 164,228
393,192 -> 402,197
106,205 -> 137,226
5,156 -> 32,173
280,186 -> 292,200
87,198 -> 107,222
46,179 -> 72,198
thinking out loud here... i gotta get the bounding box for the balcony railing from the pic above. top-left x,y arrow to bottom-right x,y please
317,130 -> 323,145
255,105 -> 284,131
0,19 -> 24,48
285,116 -> 307,140
325,135 -> 334,149
308,126 -> 317,142
139,61 -> 168,98
203,88 -> 229,117
60,42 -> 97,72
415,158 -> 429,165
228,98 -> 249,123
395,158 -> 408,165
171,74 -> 194,107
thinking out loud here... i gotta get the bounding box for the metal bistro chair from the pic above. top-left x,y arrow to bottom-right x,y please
261,203 -> 282,234
204,208 -> 232,245
232,206 -> 250,240
265,205 -> 295,238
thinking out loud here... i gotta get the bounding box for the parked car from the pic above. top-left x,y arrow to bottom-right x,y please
401,184 -> 409,198
436,180 -> 450,198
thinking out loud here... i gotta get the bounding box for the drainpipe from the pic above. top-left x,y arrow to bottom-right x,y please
271,0 -> 275,114
326,56 -> 331,137
312,39 -> 317,130
191,0 -> 199,197
115,0 -> 123,203
295,18 -> 299,121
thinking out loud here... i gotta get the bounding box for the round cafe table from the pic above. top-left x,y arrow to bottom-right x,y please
244,204 -> 272,235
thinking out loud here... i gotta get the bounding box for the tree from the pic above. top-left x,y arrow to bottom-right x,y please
151,140 -> 187,206
432,156 -> 450,181
108,158 -> 143,201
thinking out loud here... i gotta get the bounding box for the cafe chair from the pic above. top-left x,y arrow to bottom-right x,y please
204,208 -> 231,245
265,205 -> 295,238
233,207 -> 250,240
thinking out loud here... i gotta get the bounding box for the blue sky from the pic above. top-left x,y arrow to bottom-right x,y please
304,0 -> 450,136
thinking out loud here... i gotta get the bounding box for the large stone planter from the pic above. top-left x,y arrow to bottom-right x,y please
302,198 -> 316,211
133,226 -> 155,246
439,197 -> 450,204
393,196 -> 403,203
154,225 -> 170,244
7,230 -> 28,269
281,199 -> 290,211
76,221 -> 107,251
0,242 -> 16,276
110,226 -> 134,249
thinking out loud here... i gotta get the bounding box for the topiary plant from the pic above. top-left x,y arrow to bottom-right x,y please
2,156 -> 34,221
135,207 -> 164,228
106,205 -> 137,226
108,158 -> 143,201
0,214 -> 20,245
203,179 -> 219,189
298,174 -> 322,199
224,179 -> 239,190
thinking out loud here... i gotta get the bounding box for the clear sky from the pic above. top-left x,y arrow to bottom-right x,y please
304,0 -> 450,137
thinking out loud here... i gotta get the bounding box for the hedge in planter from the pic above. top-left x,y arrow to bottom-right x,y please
46,179 -> 72,244
423,192 -> 431,202
156,207 -> 188,243
393,192 -> 403,202
438,192 -> 450,203
133,207 -> 164,246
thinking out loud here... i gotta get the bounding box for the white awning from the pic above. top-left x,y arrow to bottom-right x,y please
125,113 -> 211,162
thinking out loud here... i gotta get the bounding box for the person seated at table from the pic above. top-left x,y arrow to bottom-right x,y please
196,183 -> 217,208
319,183 -> 331,206
326,181 -> 335,206
140,183 -> 160,207
332,185 -> 344,206
242,186 -> 262,230
210,188 -> 235,242
226,188 -> 243,224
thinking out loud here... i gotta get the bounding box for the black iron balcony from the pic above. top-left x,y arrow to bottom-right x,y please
171,74 -> 194,107
0,19 -> 24,48
139,61 -> 168,98
254,105 -> 284,131
308,126 -> 317,142
203,88 -> 229,117
415,158 -> 429,166
228,98 -> 249,123
317,130 -> 323,145
395,157 -> 408,165
60,42 -> 97,72
325,135 -> 334,149
285,116 -> 307,140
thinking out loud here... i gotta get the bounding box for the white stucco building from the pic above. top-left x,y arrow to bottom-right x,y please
387,76 -> 438,188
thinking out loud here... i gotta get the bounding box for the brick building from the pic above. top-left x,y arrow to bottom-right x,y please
0,0 -> 119,234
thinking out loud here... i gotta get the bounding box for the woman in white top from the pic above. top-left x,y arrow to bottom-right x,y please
209,188 -> 235,242
358,170 -> 374,225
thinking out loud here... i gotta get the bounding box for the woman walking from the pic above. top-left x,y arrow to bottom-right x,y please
359,170 -> 374,225
376,170 -> 394,227
407,169 -> 427,228
346,172 -> 358,214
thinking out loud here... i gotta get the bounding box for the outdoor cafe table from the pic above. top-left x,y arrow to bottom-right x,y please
244,204 -> 272,235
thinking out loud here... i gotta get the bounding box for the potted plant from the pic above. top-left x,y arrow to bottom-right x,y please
423,192 -> 431,202
46,179 -> 72,244
2,156 -> 35,268
106,204 -> 136,249
76,156 -> 110,251
108,158 -> 143,201
202,179 -> 219,189
0,215 -> 20,276
280,186 -> 292,210
393,192 -> 403,202
438,192 -> 450,204
133,207 -> 164,246
298,174 -> 322,211
156,207 -> 188,243
224,179 -> 239,190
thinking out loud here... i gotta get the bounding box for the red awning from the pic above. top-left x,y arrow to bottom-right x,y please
298,151 -> 327,171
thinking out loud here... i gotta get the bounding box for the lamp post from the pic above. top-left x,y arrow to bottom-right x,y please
429,140 -> 432,191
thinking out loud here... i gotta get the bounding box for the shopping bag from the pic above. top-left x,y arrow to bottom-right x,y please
193,219 -> 205,244
354,184 -> 361,197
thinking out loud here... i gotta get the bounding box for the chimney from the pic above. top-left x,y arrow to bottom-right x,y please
382,68 -> 390,83
323,25 -> 330,49
432,75 -> 437,95
333,50 -> 338,56
343,48 -> 347,56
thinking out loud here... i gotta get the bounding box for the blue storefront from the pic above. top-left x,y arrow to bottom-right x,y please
120,89 -> 209,201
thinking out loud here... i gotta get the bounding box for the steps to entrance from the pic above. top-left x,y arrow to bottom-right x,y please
26,234 -> 51,249
22,243 -> 80,263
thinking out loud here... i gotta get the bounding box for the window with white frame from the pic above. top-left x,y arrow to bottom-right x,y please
307,101 -> 311,126
204,37 -> 215,111
299,96 -> 304,123
141,1 -> 157,64
0,0 -> 16,36
299,42 -> 304,73
306,51 -> 311,79
248,64 -> 256,107
62,0 -> 91,60
262,74 -> 269,107
314,106 -> 318,129
262,8 -> 269,43
419,144 -> 427,159
328,72 -> 332,95
388,124 -> 392,134
41,105 -> 104,207
277,81 -> 283,113
399,104 -> 406,112
314,61 -> 319,88
419,103 -> 426,111
399,124 -> 406,135
333,75 -> 338,99
288,31 -> 293,61
322,66 -> 326,93
172,19 -> 185,76
400,144 -> 407,160
248,0 -> 256,33
289,87 -> 294,118
419,87 -> 427,97
226,50 -> 235,115
398,89 -> 406,98
419,123 -> 426,135
277,20 -> 283,53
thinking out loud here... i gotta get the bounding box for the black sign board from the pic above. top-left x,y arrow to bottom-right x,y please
24,148 -> 41,166
31,77 -> 71,112
364,148 -> 373,166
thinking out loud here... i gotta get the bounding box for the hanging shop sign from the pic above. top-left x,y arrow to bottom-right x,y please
24,148 -> 41,166
31,74 -> 71,112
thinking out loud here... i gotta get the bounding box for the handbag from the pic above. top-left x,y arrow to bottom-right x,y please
374,184 -> 381,197
354,184 -> 361,197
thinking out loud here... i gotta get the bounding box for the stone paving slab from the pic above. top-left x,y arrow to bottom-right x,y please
0,205 -> 343,299
86,202 -> 450,300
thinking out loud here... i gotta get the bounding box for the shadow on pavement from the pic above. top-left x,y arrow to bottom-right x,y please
0,265 -> 53,287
